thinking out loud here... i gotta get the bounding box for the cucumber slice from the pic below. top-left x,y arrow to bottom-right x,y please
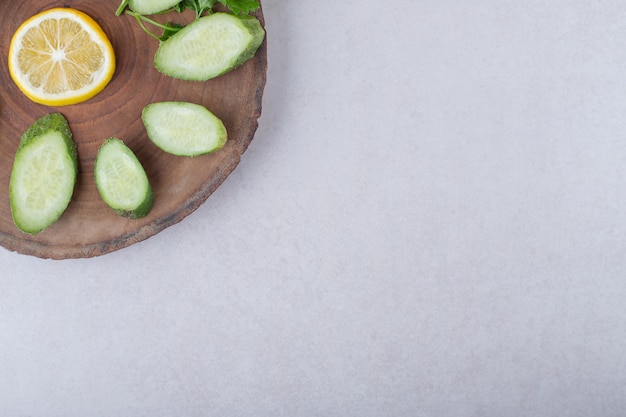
154,12 -> 265,81
128,0 -> 180,15
94,138 -> 154,219
142,101 -> 227,156
9,113 -> 78,235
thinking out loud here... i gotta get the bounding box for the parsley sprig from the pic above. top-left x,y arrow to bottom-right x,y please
116,0 -> 260,41
176,0 -> 260,17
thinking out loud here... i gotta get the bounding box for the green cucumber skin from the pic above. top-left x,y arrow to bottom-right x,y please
95,138 -> 154,219
154,13 -> 265,81
219,15 -> 265,74
10,113 -> 78,235
17,113 -> 77,168
118,189 -> 154,219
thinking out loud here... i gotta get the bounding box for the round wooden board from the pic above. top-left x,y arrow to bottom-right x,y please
0,1 -> 267,259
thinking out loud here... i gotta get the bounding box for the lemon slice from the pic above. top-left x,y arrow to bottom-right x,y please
8,8 -> 115,106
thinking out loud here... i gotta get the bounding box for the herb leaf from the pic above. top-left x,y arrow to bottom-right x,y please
176,0 -> 216,18
117,0 -> 260,41
218,0 -> 259,15
158,22 -> 185,42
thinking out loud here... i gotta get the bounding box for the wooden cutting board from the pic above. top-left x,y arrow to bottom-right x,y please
0,1 -> 267,259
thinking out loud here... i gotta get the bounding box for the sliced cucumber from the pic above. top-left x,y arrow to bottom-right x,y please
154,12 -> 265,81
128,0 -> 180,15
94,138 -> 154,219
9,113 -> 78,235
142,101 -> 227,156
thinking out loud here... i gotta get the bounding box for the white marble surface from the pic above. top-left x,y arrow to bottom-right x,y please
3,1 -> 626,415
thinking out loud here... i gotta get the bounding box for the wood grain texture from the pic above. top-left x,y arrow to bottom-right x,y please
0,1 -> 267,259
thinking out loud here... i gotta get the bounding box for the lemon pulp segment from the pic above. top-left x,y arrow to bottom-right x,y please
8,8 -> 115,106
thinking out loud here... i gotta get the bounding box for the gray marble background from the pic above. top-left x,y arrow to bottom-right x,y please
2,1 -> 626,416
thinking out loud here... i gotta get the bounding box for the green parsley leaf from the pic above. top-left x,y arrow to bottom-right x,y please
117,0 -> 260,41
158,22 -> 185,42
218,0 -> 260,15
